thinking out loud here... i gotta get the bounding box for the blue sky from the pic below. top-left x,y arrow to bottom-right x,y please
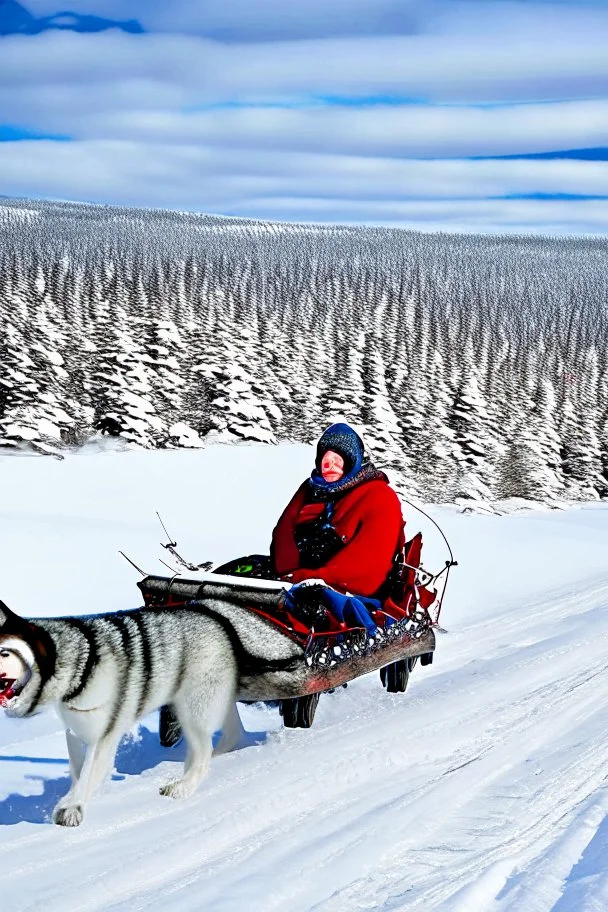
0,0 -> 607,235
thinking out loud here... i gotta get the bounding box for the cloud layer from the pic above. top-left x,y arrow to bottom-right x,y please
1,0 -> 607,234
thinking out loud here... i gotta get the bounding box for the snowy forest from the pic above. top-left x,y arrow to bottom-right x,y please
0,196 -> 607,503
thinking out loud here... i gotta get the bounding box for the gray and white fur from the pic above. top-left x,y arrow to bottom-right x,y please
0,594 -> 301,827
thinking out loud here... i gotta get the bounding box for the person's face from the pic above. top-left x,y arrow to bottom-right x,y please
321,449 -> 345,482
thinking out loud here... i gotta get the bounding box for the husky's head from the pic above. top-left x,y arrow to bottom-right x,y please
0,601 -> 54,717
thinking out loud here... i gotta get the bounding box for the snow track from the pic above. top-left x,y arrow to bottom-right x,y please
3,574 -> 608,911
1,450 -> 607,911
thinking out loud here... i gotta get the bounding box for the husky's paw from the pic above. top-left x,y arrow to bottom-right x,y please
53,803 -> 84,827
159,779 -> 196,800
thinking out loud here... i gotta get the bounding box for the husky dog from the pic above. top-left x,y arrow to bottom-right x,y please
0,589 -> 302,827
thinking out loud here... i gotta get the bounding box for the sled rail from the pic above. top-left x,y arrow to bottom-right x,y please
138,573 -> 290,608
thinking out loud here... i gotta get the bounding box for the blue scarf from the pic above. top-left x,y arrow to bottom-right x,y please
309,460 -> 386,499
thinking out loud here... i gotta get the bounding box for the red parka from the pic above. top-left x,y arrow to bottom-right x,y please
271,477 -> 405,597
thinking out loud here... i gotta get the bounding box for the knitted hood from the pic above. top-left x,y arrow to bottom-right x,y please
309,423 -> 385,498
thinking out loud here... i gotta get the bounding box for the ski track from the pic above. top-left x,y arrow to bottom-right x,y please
2,571 -> 608,911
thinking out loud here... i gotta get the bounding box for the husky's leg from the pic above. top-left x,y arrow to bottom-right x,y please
65,728 -> 86,781
159,719 -> 212,799
160,676 -> 235,800
53,733 -> 120,827
214,701 -> 245,755
159,702 -> 215,800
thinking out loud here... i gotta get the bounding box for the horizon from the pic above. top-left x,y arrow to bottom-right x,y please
3,194 -> 607,241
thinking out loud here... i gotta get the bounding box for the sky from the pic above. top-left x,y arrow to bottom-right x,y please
0,0 -> 607,235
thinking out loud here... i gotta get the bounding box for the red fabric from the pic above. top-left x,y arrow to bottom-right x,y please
271,479 -> 405,597
402,532 -> 423,589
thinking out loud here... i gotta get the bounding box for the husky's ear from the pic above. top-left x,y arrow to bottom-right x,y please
0,600 -> 15,629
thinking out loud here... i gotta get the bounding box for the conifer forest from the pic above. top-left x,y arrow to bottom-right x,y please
1,196 -> 607,503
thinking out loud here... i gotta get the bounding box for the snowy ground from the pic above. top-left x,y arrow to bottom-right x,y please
1,442 -> 608,911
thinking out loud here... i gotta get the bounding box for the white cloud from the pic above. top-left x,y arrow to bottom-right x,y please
22,0 -> 419,33
20,0 -> 608,45
240,197 -> 608,236
0,139 -> 605,235
0,31 -> 606,163
14,99 -> 602,160
1,27 -> 607,107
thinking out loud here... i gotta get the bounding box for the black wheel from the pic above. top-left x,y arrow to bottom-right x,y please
380,660 -> 410,693
420,652 -> 434,666
280,692 -> 321,728
159,704 -> 182,747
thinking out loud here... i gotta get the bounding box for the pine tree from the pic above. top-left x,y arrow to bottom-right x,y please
1,197 -> 607,507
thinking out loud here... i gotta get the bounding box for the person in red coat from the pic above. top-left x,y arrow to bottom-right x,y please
271,423 -> 405,598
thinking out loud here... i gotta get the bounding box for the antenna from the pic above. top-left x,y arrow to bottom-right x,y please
156,511 -> 176,547
156,512 -> 213,573
118,551 -> 146,576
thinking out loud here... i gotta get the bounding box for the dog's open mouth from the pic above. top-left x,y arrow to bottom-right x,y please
0,672 -> 29,706
0,646 -> 33,707
0,675 -> 17,705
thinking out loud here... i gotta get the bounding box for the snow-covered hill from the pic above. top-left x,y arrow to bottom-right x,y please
2,196 -> 607,503
1,443 -> 608,911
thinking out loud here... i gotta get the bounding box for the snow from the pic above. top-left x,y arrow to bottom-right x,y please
1,442 -> 608,911
167,422 -> 205,448
0,206 -> 39,223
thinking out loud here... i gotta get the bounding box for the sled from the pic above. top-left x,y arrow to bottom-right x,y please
138,555 -> 436,734
136,517 -> 455,732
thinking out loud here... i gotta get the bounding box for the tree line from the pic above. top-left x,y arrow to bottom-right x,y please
1,197 -> 607,503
